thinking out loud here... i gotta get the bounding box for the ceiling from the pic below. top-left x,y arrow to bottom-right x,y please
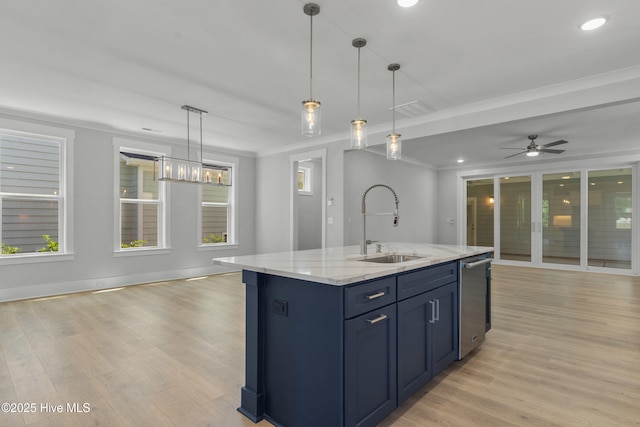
1,0 -> 639,169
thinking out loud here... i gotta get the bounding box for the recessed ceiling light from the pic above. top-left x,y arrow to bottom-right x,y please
580,17 -> 607,31
397,0 -> 420,7
562,175 -> 571,179
457,159 -> 464,163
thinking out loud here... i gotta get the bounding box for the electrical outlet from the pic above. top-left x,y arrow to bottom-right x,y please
272,299 -> 288,317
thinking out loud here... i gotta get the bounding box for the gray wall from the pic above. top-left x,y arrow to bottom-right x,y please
255,141 -> 345,253
344,150 -> 437,246
0,112 -> 256,302
436,169 -> 459,245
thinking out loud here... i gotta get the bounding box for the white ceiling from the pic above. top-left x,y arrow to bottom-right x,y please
1,0 -> 639,168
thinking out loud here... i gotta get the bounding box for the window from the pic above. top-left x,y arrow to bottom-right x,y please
1,127 -> 70,258
201,163 -> 234,245
298,163 -> 313,195
115,141 -> 166,252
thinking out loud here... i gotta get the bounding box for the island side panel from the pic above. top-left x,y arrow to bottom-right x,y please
263,274 -> 345,427
238,270 -> 266,422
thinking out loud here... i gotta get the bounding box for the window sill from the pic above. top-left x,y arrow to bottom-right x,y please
197,243 -> 239,252
0,252 -> 75,265
113,248 -> 171,257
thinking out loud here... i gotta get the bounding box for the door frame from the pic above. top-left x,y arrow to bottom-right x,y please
289,148 -> 327,251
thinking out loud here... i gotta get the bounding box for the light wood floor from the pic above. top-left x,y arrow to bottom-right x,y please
1,267 -> 638,426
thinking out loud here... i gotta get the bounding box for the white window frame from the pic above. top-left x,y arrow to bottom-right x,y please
198,155 -> 238,250
0,118 -> 75,265
298,163 -> 313,196
113,138 -> 169,256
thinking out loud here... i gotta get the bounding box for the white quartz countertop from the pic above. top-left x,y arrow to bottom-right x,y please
213,242 -> 493,286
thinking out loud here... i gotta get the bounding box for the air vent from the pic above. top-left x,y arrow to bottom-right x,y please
389,100 -> 433,118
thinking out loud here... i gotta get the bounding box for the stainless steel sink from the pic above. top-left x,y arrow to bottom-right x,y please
358,254 -> 423,263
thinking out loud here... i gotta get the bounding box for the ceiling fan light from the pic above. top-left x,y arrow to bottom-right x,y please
526,151 -> 539,157
580,17 -> 607,31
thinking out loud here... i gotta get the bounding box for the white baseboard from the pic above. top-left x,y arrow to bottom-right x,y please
0,264 -> 240,303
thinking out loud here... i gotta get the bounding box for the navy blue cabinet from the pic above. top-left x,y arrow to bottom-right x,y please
429,282 -> 459,375
239,260 -> 463,427
397,264 -> 458,404
345,305 -> 397,427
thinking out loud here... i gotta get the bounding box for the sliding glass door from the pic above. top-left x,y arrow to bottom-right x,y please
465,166 -> 634,272
542,172 -> 580,265
499,176 -> 531,262
587,168 -> 632,269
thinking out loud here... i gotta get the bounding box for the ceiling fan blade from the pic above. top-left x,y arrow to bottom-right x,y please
538,148 -> 565,154
504,151 -> 526,159
541,139 -> 568,148
500,147 -> 527,150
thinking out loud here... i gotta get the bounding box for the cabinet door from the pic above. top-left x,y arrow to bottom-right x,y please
345,305 -> 397,427
430,281 -> 459,376
397,292 -> 432,404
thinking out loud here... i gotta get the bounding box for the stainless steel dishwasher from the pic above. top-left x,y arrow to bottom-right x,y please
459,254 -> 492,359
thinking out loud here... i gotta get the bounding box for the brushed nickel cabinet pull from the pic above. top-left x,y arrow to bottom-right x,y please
367,314 -> 388,324
366,291 -> 385,300
429,300 -> 436,324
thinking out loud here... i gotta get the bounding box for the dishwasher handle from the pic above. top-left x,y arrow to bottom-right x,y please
462,258 -> 493,269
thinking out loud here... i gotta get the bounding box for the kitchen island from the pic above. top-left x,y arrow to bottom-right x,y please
214,242 -> 492,427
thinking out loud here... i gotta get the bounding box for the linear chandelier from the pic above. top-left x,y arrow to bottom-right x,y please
154,105 -> 231,185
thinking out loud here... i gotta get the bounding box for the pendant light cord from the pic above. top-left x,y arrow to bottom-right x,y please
309,13 -> 314,100
199,112 -> 203,164
357,46 -> 361,118
392,69 -> 396,133
186,108 -> 191,161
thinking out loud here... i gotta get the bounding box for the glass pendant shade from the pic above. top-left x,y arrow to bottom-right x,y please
302,99 -> 321,137
351,119 -> 367,149
386,133 -> 402,160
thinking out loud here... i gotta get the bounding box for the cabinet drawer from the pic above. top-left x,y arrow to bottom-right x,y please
345,277 -> 396,319
397,261 -> 457,301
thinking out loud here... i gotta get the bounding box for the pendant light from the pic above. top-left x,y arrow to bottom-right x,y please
154,105 -> 231,186
350,38 -> 367,149
301,3 -> 321,137
387,63 -> 401,160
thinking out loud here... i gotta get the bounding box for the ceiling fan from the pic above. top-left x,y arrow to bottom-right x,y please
502,134 -> 568,158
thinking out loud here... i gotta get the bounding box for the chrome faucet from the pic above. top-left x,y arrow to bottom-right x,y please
361,184 -> 399,254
